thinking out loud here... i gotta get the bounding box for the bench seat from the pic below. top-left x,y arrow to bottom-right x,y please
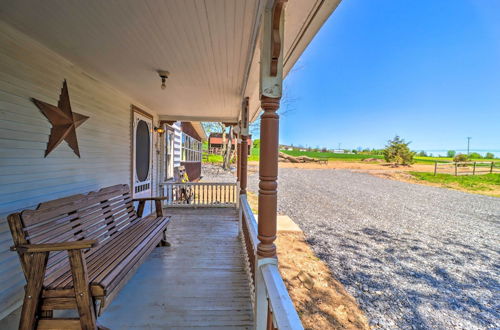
42,214 -> 170,309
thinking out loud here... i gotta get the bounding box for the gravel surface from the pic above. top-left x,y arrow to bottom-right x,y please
248,169 -> 500,330
200,163 -> 237,182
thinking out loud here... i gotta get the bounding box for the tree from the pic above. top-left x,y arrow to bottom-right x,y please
469,152 -> 482,159
453,154 -> 468,162
485,152 -> 495,159
447,150 -> 456,158
222,124 -> 233,170
202,122 -> 224,135
202,122 -> 234,169
418,150 -> 427,157
382,136 -> 415,166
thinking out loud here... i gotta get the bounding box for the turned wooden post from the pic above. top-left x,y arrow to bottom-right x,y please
240,97 -> 249,195
237,123 -> 241,183
255,0 -> 287,328
240,135 -> 248,195
257,96 -> 280,258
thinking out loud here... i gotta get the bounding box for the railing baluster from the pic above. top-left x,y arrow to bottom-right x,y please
194,184 -> 198,205
161,182 -> 237,207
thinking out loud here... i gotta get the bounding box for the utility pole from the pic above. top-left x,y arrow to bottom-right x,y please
467,137 -> 471,156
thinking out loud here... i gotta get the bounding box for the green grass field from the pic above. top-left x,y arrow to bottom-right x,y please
203,147 -> 499,165
281,150 -> 383,161
410,172 -> 500,193
280,150 -> 499,164
203,146 -> 260,163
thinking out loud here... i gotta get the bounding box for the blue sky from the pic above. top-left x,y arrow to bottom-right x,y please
279,0 -> 500,152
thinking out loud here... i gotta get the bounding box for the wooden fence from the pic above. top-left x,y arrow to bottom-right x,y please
434,161 -> 500,176
160,182 -> 238,207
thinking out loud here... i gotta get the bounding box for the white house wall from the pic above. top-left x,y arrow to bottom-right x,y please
0,21 -> 161,319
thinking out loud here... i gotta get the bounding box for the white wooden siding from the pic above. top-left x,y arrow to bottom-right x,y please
0,21 -> 160,319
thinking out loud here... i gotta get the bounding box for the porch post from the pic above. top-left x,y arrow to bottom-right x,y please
237,126 -> 241,183
256,0 -> 286,259
240,97 -> 249,195
255,1 -> 286,328
256,96 -> 279,257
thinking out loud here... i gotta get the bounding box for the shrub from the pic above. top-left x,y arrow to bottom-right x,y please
469,152 -> 482,159
447,150 -> 456,158
485,152 -> 495,159
382,136 -> 415,166
418,151 -> 427,157
453,154 -> 468,162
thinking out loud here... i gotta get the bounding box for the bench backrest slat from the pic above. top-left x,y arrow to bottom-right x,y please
19,185 -> 134,243
9,184 -> 138,276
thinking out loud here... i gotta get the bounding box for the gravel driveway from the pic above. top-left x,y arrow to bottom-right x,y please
248,169 -> 500,329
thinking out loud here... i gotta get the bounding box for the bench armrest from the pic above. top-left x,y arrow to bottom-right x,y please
12,240 -> 98,253
133,197 -> 166,218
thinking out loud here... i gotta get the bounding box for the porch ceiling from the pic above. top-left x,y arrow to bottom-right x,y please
0,0 -> 340,122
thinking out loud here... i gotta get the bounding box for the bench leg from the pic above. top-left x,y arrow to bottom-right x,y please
158,228 -> 171,247
19,252 -> 49,330
68,250 -> 97,330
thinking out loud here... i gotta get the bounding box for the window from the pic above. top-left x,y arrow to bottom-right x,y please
164,129 -> 174,180
181,133 -> 202,162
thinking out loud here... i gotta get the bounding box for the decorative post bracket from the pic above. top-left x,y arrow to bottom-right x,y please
260,0 -> 287,99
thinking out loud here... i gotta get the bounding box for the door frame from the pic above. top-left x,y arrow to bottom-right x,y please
130,105 -> 153,198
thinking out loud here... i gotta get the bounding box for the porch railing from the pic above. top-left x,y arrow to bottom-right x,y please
239,194 -> 303,330
160,182 -> 238,207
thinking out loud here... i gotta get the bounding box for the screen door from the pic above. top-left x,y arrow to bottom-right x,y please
132,110 -> 153,213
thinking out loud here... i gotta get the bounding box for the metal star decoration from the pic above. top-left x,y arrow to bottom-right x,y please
32,80 -> 89,158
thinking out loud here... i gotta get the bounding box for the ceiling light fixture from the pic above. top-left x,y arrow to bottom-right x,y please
157,70 -> 170,90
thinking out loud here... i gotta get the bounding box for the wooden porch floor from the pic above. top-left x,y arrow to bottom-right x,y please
98,207 -> 254,329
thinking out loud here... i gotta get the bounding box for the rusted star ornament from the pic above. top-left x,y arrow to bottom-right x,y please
32,80 -> 88,158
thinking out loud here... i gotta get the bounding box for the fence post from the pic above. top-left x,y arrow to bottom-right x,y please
491,162 -> 494,174
434,162 -> 437,176
455,163 -> 458,176
473,162 -> 476,175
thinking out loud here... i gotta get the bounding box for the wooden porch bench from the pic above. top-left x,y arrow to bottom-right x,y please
7,184 -> 171,330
